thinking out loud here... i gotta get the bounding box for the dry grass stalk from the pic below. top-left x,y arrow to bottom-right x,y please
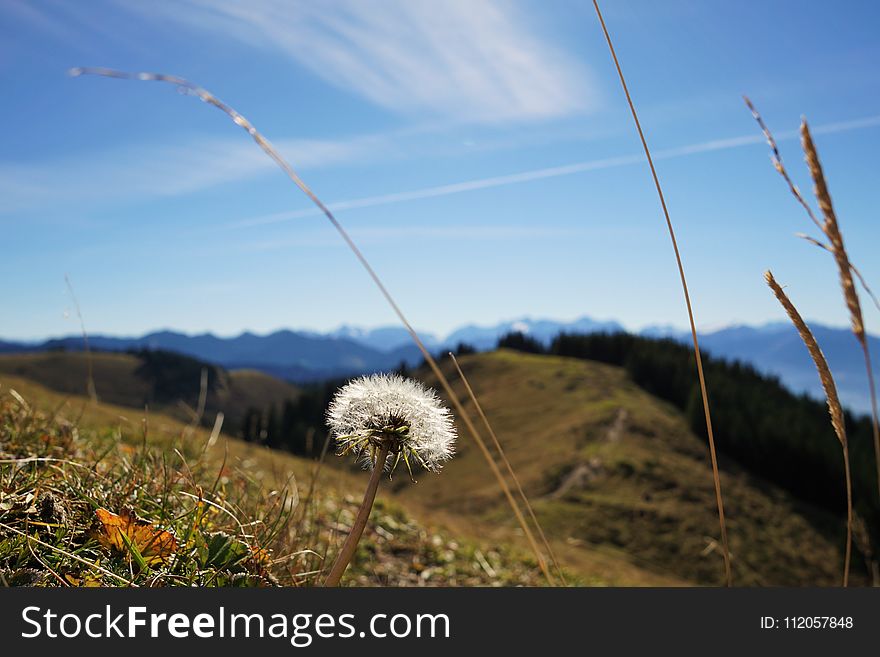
183,367 -> 209,442
591,0 -> 732,585
801,122 -> 865,341
764,271 -> 852,586
852,514 -> 880,587
801,125 -> 880,494
744,97 -> 824,233
70,67 -> 555,585
0,521 -> 137,586
746,99 -> 880,503
796,233 -> 880,313
64,274 -> 97,404
746,98 -> 880,309
448,353 -> 565,584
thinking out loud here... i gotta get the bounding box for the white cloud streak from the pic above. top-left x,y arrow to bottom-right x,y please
4,108 -> 876,219
123,0 -> 597,122
227,113 -> 880,229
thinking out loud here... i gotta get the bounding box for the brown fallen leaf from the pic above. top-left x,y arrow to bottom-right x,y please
94,508 -> 177,566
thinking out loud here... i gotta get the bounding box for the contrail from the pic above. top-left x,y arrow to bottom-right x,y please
228,113 -> 880,230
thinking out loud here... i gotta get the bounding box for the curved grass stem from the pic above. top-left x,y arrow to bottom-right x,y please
449,353 -> 565,584
591,0 -> 731,585
70,66 -> 556,586
843,445 -> 853,587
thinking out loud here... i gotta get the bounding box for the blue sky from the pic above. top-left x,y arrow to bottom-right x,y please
2,0 -> 879,340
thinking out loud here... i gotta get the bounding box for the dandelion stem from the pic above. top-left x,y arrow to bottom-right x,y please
324,445 -> 389,587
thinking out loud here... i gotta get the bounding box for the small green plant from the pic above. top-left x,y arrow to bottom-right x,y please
0,388 -> 296,587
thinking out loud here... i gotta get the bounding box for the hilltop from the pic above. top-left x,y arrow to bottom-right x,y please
406,350 -> 857,585
0,350 -> 299,434
1,347 -> 865,586
3,316 -> 879,411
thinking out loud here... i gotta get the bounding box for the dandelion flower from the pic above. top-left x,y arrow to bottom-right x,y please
327,373 -> 456,476
323,373 -> 456,586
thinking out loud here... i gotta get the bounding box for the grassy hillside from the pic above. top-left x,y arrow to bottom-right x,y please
0,351 -> 299,435
405,350 -> 858,586
0,374 -> 556,587
2,349 -> 861,586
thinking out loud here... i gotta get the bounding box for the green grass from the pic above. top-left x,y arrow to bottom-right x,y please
0,376 -> 550,587
0,386 -> 298,586
3,349 -> 859,586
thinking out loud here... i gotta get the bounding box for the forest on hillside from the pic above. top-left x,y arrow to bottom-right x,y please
239,331 -> 880,551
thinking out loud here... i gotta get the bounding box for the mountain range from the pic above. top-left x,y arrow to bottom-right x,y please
3,316 -> 878,414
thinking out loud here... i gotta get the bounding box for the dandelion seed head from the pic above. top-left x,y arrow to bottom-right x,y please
326,373 -> 456,475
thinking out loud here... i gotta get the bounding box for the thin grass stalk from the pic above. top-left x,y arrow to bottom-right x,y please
184,367 -> 209,442
0,521 -> 137,586
64,274 -> 97,403
795,234 -> 880,313
801,121 -> 880,505
746,99 -> 880,504
295,431 -> 332,536
746,98 -> 880,313
764,271 -> 852,586
852,514 -> 880,586
590,0 -> 732,585
323,446 -> 389,586
743,97 -> 824,233
70,67 -> 554,585
448,353 -> 565,584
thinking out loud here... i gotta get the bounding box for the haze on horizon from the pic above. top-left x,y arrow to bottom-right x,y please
2,1 -> 879,342
0,314 -> 824,346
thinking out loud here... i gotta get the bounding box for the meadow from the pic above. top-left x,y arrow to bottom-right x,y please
1,1 -> 878,588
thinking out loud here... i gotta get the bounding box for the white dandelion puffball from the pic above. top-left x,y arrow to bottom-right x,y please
326,373 -> 456,475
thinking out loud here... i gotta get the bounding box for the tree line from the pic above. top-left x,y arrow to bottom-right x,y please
237,331 -> 879,543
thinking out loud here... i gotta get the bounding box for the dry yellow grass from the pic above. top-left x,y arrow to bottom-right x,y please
764,271 -> 852,586
747,98 -> 880,507
800,122 -> 880,508
448,352 -> 565,583
409,350 -> 850,585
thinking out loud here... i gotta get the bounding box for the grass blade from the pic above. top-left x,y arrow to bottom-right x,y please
448,352 -> 565,584
591,0 -> 732,585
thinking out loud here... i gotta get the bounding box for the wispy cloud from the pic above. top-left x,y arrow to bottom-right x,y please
236,224 -> 588,252
7,107 -> 875,219
1,0 -> 81,48
0,132 -> 389,214
0,0 -> 156,60
227,113 -> 880,229
123,0 -> 597,122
